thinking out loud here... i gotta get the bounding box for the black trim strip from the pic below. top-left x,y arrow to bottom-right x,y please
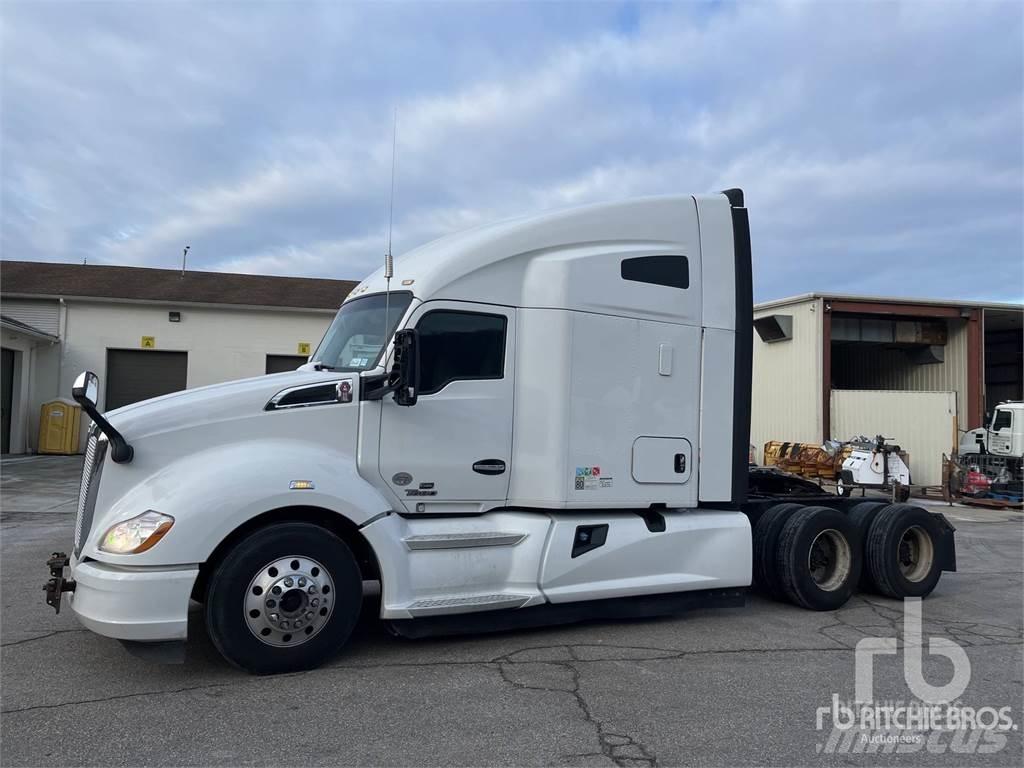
727,193 -> 753,505
386,587 -> 746,639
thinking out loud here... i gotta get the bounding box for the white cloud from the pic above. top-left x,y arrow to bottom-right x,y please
1,1 -> 1021,302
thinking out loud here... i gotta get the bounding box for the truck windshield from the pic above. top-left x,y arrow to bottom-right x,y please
310,292 -> 413,371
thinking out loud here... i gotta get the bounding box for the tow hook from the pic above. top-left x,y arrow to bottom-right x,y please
43,552 -> 75,614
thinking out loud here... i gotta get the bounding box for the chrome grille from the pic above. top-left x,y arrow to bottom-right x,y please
73,432 -> 106,556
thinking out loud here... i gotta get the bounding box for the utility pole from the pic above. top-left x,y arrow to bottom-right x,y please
181,245 -> 190,277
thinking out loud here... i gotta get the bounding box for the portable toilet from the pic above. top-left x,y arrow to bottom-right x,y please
38,400 -> 82,455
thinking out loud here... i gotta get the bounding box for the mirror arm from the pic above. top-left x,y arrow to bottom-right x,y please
360,372 -> 396,402
73,396 -> 134,463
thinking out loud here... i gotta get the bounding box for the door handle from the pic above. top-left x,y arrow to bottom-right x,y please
472,459 -> 506,475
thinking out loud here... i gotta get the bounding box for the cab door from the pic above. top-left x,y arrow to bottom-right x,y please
378,301 -> 515,512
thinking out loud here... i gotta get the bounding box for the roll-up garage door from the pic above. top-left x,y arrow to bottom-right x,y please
105,350 -> 188,410
266,354 -> 307,374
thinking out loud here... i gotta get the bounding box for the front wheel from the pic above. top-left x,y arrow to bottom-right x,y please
205,523 -> 363,674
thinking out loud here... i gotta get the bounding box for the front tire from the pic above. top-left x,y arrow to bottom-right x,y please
205,523 -> 363,674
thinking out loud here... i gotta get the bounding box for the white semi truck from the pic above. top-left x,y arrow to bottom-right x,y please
44,190 -> 957,674
957,401 -> 1024,494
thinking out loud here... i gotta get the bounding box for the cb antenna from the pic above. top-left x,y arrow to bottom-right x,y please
383,107 -> 397,347
386,106 -> 397,278
181,245 -> 190,278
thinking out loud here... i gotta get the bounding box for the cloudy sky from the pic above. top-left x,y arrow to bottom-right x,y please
2,1 -> 1022,302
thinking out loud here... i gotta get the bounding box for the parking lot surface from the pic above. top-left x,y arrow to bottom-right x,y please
2,456 -> 1021,767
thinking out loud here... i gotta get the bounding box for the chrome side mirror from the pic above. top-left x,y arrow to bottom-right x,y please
72,371 -> 99,409
71,370 -> 134,463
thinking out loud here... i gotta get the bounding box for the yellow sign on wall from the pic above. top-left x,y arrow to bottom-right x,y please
141,336 -> 156,349
297,342 -> 311,355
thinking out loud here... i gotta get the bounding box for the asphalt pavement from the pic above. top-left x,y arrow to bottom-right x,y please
2,455 -> 1021,767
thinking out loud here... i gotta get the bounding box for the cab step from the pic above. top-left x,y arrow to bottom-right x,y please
405,593 -> 532,616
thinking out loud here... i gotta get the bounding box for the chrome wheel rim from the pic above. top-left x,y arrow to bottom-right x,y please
807,528 -> 852,591
244,556 -> 335,647
898,525 -> 934,582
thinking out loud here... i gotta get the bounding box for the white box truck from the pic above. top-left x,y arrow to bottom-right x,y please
44,190 -> 956,674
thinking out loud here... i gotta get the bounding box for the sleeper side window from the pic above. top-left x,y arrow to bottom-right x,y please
416,310 -> 506,395
621,255 -> 689,290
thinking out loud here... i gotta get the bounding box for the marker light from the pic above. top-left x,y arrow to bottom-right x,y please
98,511 -> 174,554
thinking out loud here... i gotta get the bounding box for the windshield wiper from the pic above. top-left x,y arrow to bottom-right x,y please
312,362 -> 338,371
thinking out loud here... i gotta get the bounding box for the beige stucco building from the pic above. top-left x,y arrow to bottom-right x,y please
750,294 -> 1023,486
1,261 -> 354,454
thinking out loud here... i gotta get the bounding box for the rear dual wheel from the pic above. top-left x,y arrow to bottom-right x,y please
754,504 -> 860,610
776,506 -> 861,611
864,503 -> 943,598
752,503 -> 802,599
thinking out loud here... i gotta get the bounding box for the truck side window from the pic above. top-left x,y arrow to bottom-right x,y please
416,310 -> 506,395
620,255 -> 689,290
992,410 -> 1013,430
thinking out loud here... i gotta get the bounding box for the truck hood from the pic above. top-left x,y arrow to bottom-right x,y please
105,370 -> 345,441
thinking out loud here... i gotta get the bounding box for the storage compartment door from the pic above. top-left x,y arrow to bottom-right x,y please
631,437 -> 692,484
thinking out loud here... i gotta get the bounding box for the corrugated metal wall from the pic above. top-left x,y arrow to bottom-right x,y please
831,389 -> 957,487
750,298 -> 821,462
1,298 -> 60,336
830,317 -> 968,430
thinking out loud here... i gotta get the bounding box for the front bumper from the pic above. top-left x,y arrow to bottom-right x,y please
58,558 -> 198,642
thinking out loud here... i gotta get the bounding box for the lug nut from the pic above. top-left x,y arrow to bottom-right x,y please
295,620 -> 304,628
265,599 -> 276,609
305,611 -> 314,620
272,586 -> 282,595
280,620 -> 289,629
310,598 -> 320,607
269,613 -> 279,622
307,586 -> 316,594
298,577 -> 307,587
284,578 -> 294,588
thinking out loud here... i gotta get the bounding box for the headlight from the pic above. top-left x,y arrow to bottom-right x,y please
98,511 -> 174,554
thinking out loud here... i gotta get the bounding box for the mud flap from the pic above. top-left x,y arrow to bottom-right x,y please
930,513 -> 957,572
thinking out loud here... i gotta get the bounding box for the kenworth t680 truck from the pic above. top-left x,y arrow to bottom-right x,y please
44,190 -> 956,674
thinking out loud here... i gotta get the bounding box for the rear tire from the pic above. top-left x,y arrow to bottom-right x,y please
776,506 -> 860,611
752,503 -> 802,599
865,504 -> 943,599
205,522 -> 363,674
848,501 -> 889,591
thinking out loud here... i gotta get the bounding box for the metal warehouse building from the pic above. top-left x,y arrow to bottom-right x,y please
1,261 -> 354,455
751,294 -> 1024,486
